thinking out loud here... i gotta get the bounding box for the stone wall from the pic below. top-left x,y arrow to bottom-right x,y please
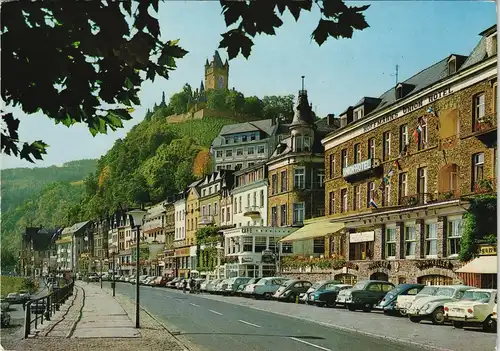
281,270 -> 333,283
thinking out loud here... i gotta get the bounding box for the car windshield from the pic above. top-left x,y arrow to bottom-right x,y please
325,285 -> 340,292
417,286 -> 439,296
352,282 -> 366,290
311,281 -> 324,289
462,291 -> 491,302
436,287 -> 455,297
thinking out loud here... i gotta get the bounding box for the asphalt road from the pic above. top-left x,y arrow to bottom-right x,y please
104,281 -> 427,351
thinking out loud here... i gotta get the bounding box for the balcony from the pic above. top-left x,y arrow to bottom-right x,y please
398,192 -> 460,207
473,115 -> 497,148
243,206 -> 261,219
199,215 -> 214,225
174,239 -> 187,248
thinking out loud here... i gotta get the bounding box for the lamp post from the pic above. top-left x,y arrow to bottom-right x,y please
100,258 -> 103,289
110,246 -> 117,297
127,209 -> 147,329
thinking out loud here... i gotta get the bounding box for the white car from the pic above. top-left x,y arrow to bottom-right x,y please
444,288 -> 497,331
492,303 -> 497,322
396,285 -> 442,316
407,285 -> 474,325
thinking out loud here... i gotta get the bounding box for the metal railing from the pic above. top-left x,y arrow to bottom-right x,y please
24,280 -> 75,338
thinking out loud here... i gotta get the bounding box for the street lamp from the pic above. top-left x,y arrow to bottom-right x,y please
110,245 -> 117,297
127,209 -> 147,329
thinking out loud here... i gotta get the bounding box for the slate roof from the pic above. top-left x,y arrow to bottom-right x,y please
212,119 -> 279,147
213,51 -> 224,68
460,36 -> 487,71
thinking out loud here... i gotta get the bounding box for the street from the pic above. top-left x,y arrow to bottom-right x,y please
101,282 -> 495,351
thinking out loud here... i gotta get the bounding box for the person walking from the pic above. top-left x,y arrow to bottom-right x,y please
189,278 -> 195,294
182,279 -> 188,293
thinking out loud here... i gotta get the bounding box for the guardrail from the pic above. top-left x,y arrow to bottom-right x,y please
24,280 -> 75,338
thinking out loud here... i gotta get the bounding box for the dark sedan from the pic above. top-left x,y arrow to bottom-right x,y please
310,284 -> 353,308
273,280 -> 312,302
376,283 -> 425,316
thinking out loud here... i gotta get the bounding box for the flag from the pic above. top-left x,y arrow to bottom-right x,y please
427,107 -> 433,113
417,124 -> 423,133
369,198 -> 378,209
387,168 -> 394,178
399,143 -> 408,157
412,129 -> 419,144
394,160 -> 402,171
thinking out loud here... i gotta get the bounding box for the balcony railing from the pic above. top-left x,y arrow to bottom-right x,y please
174,240 -> 187,248
243,206 -> 261,218
399,192 -> 460,207
199,215 -> 214,225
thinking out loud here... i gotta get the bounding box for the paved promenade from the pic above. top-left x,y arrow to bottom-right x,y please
11,281 -> 190,351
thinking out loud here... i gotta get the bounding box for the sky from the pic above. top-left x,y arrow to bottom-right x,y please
2,1 -> 496,169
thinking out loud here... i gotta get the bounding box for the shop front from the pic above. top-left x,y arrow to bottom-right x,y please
456,244 -> 497,288
174,247 -> 190,278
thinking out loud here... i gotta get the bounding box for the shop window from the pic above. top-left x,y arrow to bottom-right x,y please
417,275 -> 452,286
254,236 -> 266,253
349,241 -> 373,260
447,217 -> 463,257
334,273 -> 357,285
472,152 -> 484,190
425,222 -> 438,257
438,108 -> 459,140
404,225 -> 416,258
313,238 -> 325,254
385,227 -> 396,258
438,164 -> 459,194
242,236 -> 253,252
472,93 -> 486,131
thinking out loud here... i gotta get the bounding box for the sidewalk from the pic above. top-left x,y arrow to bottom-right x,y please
13,281 -> 190,351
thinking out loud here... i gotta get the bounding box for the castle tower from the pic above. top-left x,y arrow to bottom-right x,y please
204,51 -> 229,90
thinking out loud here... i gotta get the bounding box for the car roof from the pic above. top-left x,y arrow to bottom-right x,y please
467,288 -> 496,293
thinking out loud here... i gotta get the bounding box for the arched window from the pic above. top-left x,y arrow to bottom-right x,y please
438,164 -> 459,194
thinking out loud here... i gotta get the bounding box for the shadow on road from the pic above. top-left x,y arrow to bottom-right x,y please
171,331 -> 325,340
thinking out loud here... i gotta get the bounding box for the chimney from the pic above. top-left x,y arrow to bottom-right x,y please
327,114 -> 335,126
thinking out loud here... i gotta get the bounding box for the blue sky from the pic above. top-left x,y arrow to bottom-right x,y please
2,1 -> 496,169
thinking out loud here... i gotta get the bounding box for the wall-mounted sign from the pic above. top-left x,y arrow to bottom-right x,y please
349,231 -> 375,243
174,248 -> 189,257
342,159 -> 373,177
479,245 -> 497,256
368,261 -> 391,271
415,259 -> 454,270
241,256 -> 253,263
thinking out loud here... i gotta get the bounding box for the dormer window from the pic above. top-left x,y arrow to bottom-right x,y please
340,115 -> 347,128
396,85 -> 404,100
448,56 -> 457,75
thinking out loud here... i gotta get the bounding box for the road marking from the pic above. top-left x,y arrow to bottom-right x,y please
175,298 -> 183,302
189,303 -> 200,307
209,309 -> 222,315
289,337 -> 331,351
238,320 -> 261,328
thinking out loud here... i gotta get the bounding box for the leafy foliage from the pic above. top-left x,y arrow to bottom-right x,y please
281,255 -> 346,270
192,150 -> 213,178
459,194 -> 497,262
2,0 -> 368,162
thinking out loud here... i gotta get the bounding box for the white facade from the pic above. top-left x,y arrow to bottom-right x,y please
232,164 -> 268,227
143,202 -> 166,243
174,198 -> 186,242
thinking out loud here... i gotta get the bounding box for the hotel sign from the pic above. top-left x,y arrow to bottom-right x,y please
350,231 -> 375,243
363,87 -> 453,133
343,159 -> 373,177
479,245 -> 497,256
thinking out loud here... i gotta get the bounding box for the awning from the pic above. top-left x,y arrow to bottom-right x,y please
456,256 -> 497,274
278,220 -> 344,243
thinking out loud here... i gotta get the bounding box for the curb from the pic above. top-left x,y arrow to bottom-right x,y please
40,285 -> 80,337
66,286 -> 85,338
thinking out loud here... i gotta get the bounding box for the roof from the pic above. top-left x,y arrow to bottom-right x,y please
459,36 -> 487,71
213,50 -> 224,68
218,119 -> 276,137
290,90 -> 315,127
65,221 -> 90,235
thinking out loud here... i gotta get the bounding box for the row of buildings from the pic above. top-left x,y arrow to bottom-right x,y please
20,25 -> 497,288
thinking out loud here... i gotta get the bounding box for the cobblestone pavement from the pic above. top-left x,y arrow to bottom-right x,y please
11,282 -> 190,351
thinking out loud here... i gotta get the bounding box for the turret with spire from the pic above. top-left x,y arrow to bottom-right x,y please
160,91 -> 167,108
290,76 -> 315,127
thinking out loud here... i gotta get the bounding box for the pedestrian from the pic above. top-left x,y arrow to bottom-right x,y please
189,278 -> 195,293
195,280 -> 201,294
182,279 -> 188,293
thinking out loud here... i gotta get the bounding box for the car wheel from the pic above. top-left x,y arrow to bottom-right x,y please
362,304 -> 372,313
452,321 -> 464,329
431,307 -> 445,325
409,316 -> 422,323
287,293 -> 296,303
326,301 -> 336,308
316,302 -> 325,307
347,304 -> 356,312
398,309 -> 408,317
482,316 -> 496,332
263,293 -> 272,300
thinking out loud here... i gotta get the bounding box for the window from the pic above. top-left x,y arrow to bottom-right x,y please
247,146 -> 255,155
292,203 -> 305,225
295,135 -> 303,152
417,167 -> 427,196
234,201 -> 237,214
425,222 -> 437,256
250,134 -> 256,141
248,162 -> 254,167
214,203 -> 218,215
242,135 -> 247,142
368,138 -> 375,159
340,116 -> 347,128
225,138 -> 229,145
398,173 -> 408,204
280,170 -> 287,192
417,117 -> 428,150
472,152 -> 484,188
367,182 -> 375,207
260,190 -> 264,208
280,205 -> 287,226
494,148 -> 497,178
353,185 -> 361,211
271,206 -> 278,226
329,154 -> 335,178
236,148 -> 243,156
494,83 -> 498,114
382,183 -> 391,206
385,227 -> 396,258
233,136 -> 239,143
226,207 -> 231,222
353,143 -> 361,163
383,132 -> 391,161
257,145 -> 265,154
399,124 -> 408,153
448,58 -> 456,75
253,192 -> 257,207
254,236 -> 266,252
246,194 -> 250,208
329,191 -> 335,215
221,208 -> 225,223
226,164 -> 232,170
238,196 -> 242,213
272,174 -> 278,195
294,168 -> 305,189
396,86 -> 403,100
225,149 -> 233,157
448,217 -> 463,256
216,150 -> 223,158
404,225 -> 416,257
317,169 -> 325,187
341,149 -> 348,168
313,238 -> 325,254
473,93 -> 486,130
242,236 -> 253,252
349,240 -> 374,260
303,136 -> 312,152
340,189 -> 348,213
235,163 -> 242,171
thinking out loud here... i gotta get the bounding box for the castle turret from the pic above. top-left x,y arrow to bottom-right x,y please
205,50 -> 229,90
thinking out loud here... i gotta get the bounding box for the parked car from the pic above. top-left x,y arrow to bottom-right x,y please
152,276 -> 170,287
166,277 -> 181,288
337,280 -> 395,312
145,276 -> 158,286
492,303 -> 497,322
6,293 -> 22,304
1,309 -> 11,327
224,277 -> 252,295
214,279 -> 230,294
252,277 -> 289,299
87,273 -> 99,282
299,280 -> 341,304
310,284 -> 352,307
206,279 -> 222,293
238,278 -> 262,296
273,280 -> 312,302
139,275 -> 150,285
376,284 -> 425,315
200,279 -> 212,292
395,285 -> 441,316
407,285 -> 474,325
444,288 -> 497,331
18,290 -> 31,303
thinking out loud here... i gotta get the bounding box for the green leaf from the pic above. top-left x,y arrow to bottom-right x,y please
125,77 -> 134,89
